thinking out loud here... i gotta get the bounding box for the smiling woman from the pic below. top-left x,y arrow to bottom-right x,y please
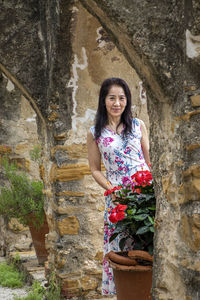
87,77 -> 151,296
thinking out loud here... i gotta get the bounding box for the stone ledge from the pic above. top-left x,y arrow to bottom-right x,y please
4,252 -> 116,299
8,251 -> 47,286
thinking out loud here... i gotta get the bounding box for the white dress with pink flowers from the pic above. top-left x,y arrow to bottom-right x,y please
90,118 -> 149,295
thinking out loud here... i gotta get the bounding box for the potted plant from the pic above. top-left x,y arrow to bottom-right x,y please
0,158 -> 49,265
105,170 -> 156,300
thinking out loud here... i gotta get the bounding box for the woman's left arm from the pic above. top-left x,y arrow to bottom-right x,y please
140,119 -> 151,167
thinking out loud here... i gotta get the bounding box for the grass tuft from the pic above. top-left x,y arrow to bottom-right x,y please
0,262 -> 24,288
0,261 -> 61,300
14,280 -> 62,300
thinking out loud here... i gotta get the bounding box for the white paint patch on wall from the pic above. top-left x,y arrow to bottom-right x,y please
186,29 -> 200,58
96,27 -> 106,48
6,79 -> 15,92
131,105 -> 137,112
26,115 -> 37,122
76,108 -> 96,125
139,81 -> 147,104
67,47 -> 88,131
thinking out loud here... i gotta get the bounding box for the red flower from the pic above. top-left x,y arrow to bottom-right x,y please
116,204 -> 127,211
131,170 -> 153,186
104,185 -> 123,196
104,190 -> 111,196
135,188 -> 141,194
109,204 -> 127,223
143,170 -> 153,182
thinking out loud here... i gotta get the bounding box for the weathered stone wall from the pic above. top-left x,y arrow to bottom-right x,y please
1,0 -> 200,299
0,73 -> 41,255
79,1 -> 200,299
0,1 -> 149,298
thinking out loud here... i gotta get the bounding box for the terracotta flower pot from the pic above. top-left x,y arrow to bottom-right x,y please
105,250 -> 153,300
28,213 -> 49,265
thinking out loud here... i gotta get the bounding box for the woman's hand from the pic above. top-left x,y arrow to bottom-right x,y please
111,192 -> 120,205
111,191 -> 127,205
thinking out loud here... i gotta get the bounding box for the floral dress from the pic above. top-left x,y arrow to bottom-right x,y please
90,118 -> 149,295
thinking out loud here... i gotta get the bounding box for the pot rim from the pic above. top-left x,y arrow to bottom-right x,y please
105,251 -> 153,272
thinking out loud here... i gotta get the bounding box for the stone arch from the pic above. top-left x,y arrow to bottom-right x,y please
79,0 -> 169,104
76,2 -> 200,300
52,2 -> 151,298
0,64 -> 48,256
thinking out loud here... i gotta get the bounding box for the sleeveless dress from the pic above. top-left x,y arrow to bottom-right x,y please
90,118 -> 149,295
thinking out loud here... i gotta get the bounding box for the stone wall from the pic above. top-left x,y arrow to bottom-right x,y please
0,0 -> 200,299
79,1 -> 200,299
0,73 -> 41,255
0,1 -> 149,298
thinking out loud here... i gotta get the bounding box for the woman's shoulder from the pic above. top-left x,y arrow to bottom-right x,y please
131,118 -> 145,137
131,119 -> 148,140
132,117 -> 141,127
132,118 -> 145,126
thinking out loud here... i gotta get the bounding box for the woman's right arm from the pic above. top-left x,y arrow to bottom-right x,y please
87,130 -> 112,190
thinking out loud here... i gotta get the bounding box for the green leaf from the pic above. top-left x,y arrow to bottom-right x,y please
150,226 -> 155,233
143,194 -> 155,201
109,232 -> 119,243
125,195 -> 138,200
148,206 -> 156,210
144,218 -> 151,226
135,198 -> 146,205
113,225 -> 124,232
133,214 -> 148,221
127,208 -> 136,215
119,238 -> 126,251
136,226 -> 150,235
148,216 -> 154,225
137,208 -> 149,214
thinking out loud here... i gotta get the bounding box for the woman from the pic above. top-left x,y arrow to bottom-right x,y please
87,78 -> 151,295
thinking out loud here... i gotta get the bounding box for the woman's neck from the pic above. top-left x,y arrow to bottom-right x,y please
106,117 -> 123,134
107,117 -> 121,127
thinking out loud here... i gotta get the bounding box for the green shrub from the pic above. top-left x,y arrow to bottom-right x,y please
0,158 -> 44,227
0,262 -> 25,288
14,281 -> 44,300
14,280 -> 62,300
14,294 -> 42,300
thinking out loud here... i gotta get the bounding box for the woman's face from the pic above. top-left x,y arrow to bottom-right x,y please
105,85 -> 127,120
